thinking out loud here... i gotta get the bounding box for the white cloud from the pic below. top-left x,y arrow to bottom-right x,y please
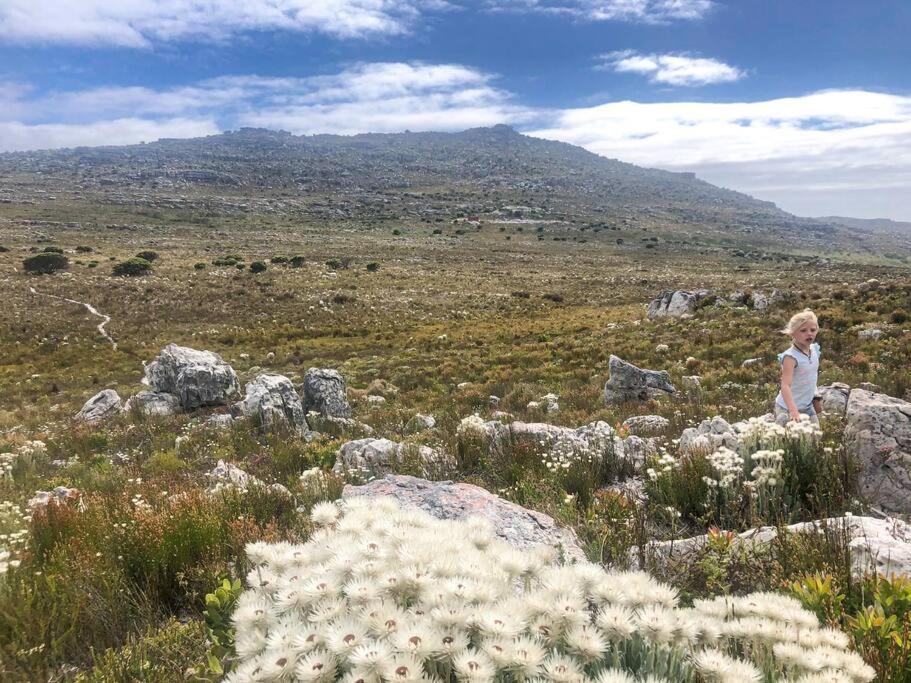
488,0 -> 713,22
0,0 -> 436,46
528,90 -> 911,219
0,62 -> 531,149
0,118 -> 219,152
600,51 -> 744,86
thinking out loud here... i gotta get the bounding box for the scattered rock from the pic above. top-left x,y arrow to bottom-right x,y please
844,389 -> 911,515
489,395 -> 501,406
239,373 -> 309,436
647,290 -> 713,319
741,358 -> 762,368
679,416 -> 739,456
28,486 -> 80,511
333,438 -> 448,479
603,355 -> 676,404
306,413 -> 374,438
343,474 -> 586,562
602,476 -> 647,506
75,389 -> 122,423
682,375 -> 702,390
637,516 -> 911,578
365,395 -> 387,408
858,382 -> 881,393
622,415 -> 670,436
858,329 -> 883,341
144,344 -> 240,409
817,383 -> 850,416
123,391 -> 180,417
750,291 -> 769,311
205,413 -> 235,430
404,413 -> 436,435
301,368 -> 352,418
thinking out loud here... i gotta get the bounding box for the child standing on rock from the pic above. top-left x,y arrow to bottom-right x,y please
775,309 -> 822,424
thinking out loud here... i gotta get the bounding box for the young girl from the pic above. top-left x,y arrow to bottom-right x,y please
775,309 -> 821,424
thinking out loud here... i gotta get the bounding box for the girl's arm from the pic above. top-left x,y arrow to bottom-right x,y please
780,356 -> 801,421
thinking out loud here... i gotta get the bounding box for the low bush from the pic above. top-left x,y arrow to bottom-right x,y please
249,261 -> 267,274
22,252 -> 68,274
135,250 -> 159,262
42,246 -> 64,254
112,257 -> 153,277
194,262 -> 206,270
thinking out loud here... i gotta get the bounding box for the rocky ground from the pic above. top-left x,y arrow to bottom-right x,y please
1,181 -> 910,680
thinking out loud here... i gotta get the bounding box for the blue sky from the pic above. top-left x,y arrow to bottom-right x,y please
2,0 -> 910,220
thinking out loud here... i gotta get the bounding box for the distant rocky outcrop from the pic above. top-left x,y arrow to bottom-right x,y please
75,389 -> 122,423
844,389 -> 911,515
343,474 -> 586,562
603,355 -> 676,404
647,290 -> 713,319
144,344 -> 239,409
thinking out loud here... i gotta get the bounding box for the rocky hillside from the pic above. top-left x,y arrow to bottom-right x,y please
0,125 -> 857,251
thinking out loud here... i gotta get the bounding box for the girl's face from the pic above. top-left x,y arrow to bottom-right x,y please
792,321 -> 819,346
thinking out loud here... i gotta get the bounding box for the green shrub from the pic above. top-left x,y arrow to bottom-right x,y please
366,261 -> 380,272
0,245 -> 9,252
75,245 -> 93,253
289,255 -> 306,268
142,450 -> 189,476
270,256 -> 288,264
42,246 -> 64,254
194,262 -> 206,270
392,228 -> 402,235
112,257 -> 152,277
249,261 -> 267,274
88,260 -> 99,268
891,309 -> 908,324
22,252 -> 68,274
135,250 -> 159,262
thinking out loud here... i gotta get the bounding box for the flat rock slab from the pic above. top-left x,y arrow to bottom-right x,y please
75,389 -> 122,423
343,474 -> 586,563
844,389 -> 911,515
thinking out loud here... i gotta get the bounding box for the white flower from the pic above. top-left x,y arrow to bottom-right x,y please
311,502 -> 340,526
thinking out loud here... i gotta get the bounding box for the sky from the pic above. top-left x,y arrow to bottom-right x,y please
1,1 -> 910,220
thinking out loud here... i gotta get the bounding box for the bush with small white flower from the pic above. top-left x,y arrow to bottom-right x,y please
225,498 -> 873,683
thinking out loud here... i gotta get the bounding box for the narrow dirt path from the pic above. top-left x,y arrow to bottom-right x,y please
29,286 -> 118,350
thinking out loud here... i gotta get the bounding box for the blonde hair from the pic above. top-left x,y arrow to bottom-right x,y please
781,308 -> 818,335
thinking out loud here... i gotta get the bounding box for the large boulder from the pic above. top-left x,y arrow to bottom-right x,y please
75,389 -> 122,423
647,289 -> 712,319
239,373 -> 309,436
343,474 -> 586,562
301,368 -> 351,418
143,344 -> 239,409
636,516 -> 911,578
123,391 -> 180,417
333,438 -> 447,479
678,415 -> 740,456
603,355 -> 676,404
844,389 -> 911,515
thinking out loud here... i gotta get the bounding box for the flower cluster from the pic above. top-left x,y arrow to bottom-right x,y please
541,436 -> 594,474
749,450 -> 785,488
456,415 -> 489,440
705,447 -> 744,493
646,450 -> 679,482
739,416 -> 821,454
226,498 -> 871,683
0,500 -> 30,574
0,440 -> 46,479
